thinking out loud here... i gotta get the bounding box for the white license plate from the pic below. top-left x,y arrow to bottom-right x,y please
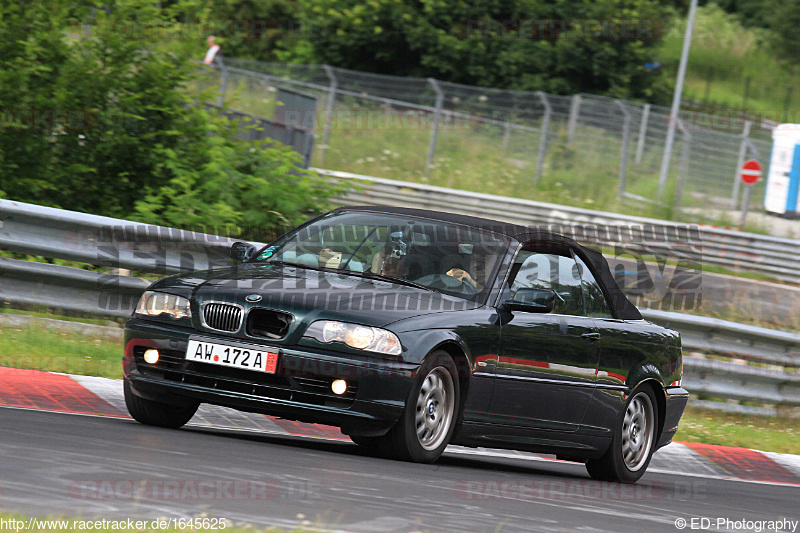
186,339 -> 278,373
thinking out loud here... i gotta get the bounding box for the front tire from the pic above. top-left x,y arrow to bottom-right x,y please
586,386 -> 658,483
348,435 -> 382,448
377,351 -> 460,463
124,379 -> 199,429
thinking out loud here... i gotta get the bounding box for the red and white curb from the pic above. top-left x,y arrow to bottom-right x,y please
2,367 -> 799,486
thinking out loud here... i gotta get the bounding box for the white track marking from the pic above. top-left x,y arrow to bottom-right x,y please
70,374 -> 291,435
759,450 -> 800,479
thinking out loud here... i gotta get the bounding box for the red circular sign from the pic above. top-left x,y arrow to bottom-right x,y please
740,160 -> 762,185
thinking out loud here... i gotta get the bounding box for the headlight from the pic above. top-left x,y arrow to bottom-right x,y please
135,291 -> 192,320
304,320 -> 401,355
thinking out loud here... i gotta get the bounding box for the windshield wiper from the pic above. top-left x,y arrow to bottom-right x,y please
266,260 -> 434,291
264,260 -> 327,272
352,270 -> 435,292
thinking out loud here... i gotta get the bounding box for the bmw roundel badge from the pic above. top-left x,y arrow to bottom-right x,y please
245,294 -> 262,303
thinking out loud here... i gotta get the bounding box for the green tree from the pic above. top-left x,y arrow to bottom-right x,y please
279,0 -> 673,100
713,0 -> 771,28
763,0 -> 800,62
202,0 -> 303,61
0,1 -> 72,203
0,0 -> 340,227
132,124 -> 343,234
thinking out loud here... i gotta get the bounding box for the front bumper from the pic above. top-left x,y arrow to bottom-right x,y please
656,386 -> 689,449
123,318 -> 417,435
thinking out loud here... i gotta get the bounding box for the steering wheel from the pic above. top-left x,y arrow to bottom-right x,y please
410,273 -> 478,296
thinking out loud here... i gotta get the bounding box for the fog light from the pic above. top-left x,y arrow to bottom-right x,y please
331,379 -> 347,395
143,349 -> 160,364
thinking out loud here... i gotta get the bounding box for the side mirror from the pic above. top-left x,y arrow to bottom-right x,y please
230,241 -> 258,263
502,288 -> 556,313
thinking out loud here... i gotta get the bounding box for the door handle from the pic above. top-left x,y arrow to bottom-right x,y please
582,332 -> 601,343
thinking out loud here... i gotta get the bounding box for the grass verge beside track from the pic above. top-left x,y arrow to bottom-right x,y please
0,321 -> 122,380
674,406 -> 800,455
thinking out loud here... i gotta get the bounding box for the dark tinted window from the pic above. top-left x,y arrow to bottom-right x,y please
574,254 -> 613,318
507,250 -> 584,316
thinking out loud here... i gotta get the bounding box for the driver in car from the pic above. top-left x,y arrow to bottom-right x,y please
445,266 -> 479,289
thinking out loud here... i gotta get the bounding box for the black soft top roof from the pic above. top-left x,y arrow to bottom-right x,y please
334,205 -> 538,239
334,206 -> 642,320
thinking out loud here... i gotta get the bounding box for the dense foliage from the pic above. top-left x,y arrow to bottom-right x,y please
716,0 -> 800,62
211,0 -> 673,100
203,0 -> 303,62
0,0 -> 340,231
288,0 -> 673,99
202,0 -> 800,101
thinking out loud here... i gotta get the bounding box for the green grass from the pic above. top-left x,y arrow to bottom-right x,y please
688,288 -> 800,331
681,302 -> 800,332
658,4 -> 800,116
0,320 -> 122,379
220,77 -> 689,221
214,51 -> 787,234
0,306 -> 122,327
675,405 -> 800,454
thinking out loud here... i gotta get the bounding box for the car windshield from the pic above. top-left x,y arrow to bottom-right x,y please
251,211 -> 510,303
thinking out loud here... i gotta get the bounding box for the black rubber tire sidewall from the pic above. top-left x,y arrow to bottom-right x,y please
586,385 -> 659,483
123,379 -> 199,429
379,351 -> 460,463
349,434 -> 382,448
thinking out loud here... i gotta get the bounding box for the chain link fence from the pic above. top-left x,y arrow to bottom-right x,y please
208,58 -> 776,216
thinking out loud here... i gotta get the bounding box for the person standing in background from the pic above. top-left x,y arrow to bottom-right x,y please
203,35 -> 221,65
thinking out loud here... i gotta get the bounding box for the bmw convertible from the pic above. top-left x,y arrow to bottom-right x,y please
123,206 -> 688,483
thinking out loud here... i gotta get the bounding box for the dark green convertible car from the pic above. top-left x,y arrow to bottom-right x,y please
123,206 -> 687,483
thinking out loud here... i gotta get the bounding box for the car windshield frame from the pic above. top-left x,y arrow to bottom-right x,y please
249,210 -> 512,304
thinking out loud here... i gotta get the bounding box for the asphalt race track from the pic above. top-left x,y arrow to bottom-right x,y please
2,401 -> 798,533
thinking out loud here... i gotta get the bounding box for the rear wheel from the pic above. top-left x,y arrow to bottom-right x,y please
124,379 -> 199,429
377,351 -> 459,463
586,386 -> 658,483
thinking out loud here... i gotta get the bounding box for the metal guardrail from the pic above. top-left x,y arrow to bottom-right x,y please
1,197 -> 798,414
318,168 -> 800,283
641,309 -> 800,415
0,197 -> 246,317
0,257 -> 148,318
0,198 -> 238,273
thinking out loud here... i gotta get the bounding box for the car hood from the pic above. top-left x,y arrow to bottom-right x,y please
150,262 -> 481,328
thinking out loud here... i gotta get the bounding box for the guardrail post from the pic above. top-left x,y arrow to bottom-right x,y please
216,56 -> 228,107
635,103 -> 650,165
502,122 -> 511,154
425,78 -> 444,178
535,91 -> 551,186
615,100 -> 632,202
567,94 -> 581,145
320,65 -> 338,167
673,122 -> 692,211
731,119 -> 752,210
